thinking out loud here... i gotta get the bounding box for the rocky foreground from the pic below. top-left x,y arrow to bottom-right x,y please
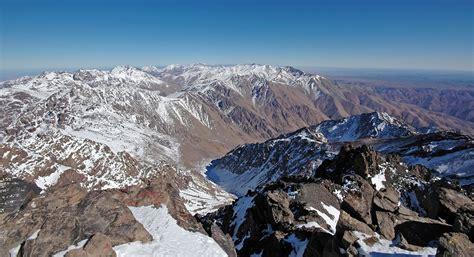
0,169 -> 235,257
199,145 -> 474,257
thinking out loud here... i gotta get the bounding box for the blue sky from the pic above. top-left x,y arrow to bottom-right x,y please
1,0 -> 473,71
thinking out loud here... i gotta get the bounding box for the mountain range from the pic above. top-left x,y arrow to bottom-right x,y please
1,64 -> 473,257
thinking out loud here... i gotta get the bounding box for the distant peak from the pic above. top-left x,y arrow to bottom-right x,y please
282,66 -> 305,76
365,111 -> 397,123
111,65 -> 140,73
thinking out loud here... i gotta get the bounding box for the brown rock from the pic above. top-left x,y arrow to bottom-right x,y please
341,175 -> 374,224
375,211 -> 395,240
0,178 -> 40,214
398,234 -> 423,252
0,183 -> 154,257
346,245 -> 358,257
395,216 -> 452,246
209,224 -> 237,257
373,187 -> 399,212
336,210 -> 374,236
261,190 -> 294,226
421,187 -> 473,223
381,187 -> 400,204
63,233 -> 116,257
304,231 -> 339,257
453,203 -> 474,241
64,249 -> 89,257
297,182 -> 340,213
75,191 -> 152,246
83,233 -> 116,257
436,232 -> 474,257
397,205 -> 419,217
341,231 -> 358,249
362,236 -> 379,247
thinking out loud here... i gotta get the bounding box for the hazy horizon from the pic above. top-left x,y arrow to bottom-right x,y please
1,0 -> 473,71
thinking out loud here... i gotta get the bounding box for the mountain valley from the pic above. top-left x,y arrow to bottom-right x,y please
1,64 -> 473,257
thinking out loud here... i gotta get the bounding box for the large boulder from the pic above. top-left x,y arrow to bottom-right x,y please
373,187 -> 400,212
395,216 -> 452,246
420,187 -> 473,223
340,175 -> 374,224
336,210 -> 374,236
317,145 -> 382,182
0,177 -> 40,214
1,184 -> 152,257
259,190 -> 294,227
375,211 -> 396,240
64,233 -> 116,257
453,203 -> 474,241
296,181 -> 340,211
304,231 -> 339,257
436,232 -> 474,257
1,174 -> 214,257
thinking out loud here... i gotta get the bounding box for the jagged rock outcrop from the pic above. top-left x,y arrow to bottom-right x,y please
0,170 -> 230,257
436,232 -> 474,257
63,233 -> 116,257
201,145 -> 473,256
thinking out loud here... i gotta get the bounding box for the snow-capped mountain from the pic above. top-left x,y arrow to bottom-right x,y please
2,64 -> 472,206
143,63 -> 324,93
1,64 -> 335,170
1,64 -> 473,257
207,112 -> 473,196
307,111 -> 416,142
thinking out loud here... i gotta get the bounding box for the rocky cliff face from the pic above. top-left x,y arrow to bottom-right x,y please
200,145 -> 474,256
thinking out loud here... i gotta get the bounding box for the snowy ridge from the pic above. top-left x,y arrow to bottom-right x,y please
206,131 -> 335,196
144,63 -> 326,94
307,111 -> 416,142
375,132 -> 474,184
1,130 -> 170,191
0,66 -> 214,165
1,64 -> 323,168
208,112 -> 474,195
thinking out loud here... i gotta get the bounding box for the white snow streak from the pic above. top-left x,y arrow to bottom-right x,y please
113,205 -> 227,257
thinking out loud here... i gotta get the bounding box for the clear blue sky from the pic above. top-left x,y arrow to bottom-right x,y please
1,0 -> 473,71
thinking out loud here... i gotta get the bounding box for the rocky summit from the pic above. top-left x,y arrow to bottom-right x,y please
1,64 -> 473,256
200,145 -> 474,257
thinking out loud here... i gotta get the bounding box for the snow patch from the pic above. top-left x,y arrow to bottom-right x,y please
354,232 -> 436,257
113,205 -> 226,257
28,229 -> 41,240
35,164 -> 70,192
179,172 -> 235,215
230,195 -> 255,240
371,171 -> 386,191
301,202 -> 340,235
